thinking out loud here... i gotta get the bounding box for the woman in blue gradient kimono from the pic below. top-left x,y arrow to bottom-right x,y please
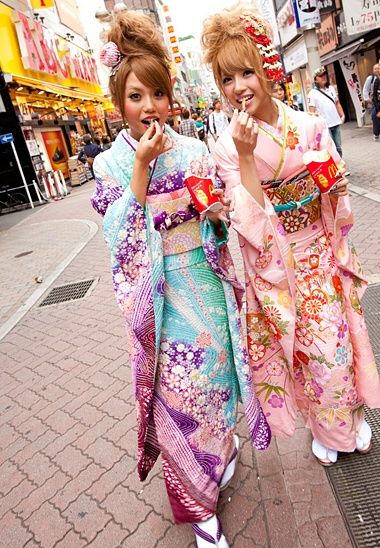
91,10 -> 270,547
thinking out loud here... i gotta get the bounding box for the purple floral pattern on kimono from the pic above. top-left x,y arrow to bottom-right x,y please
91,127 -> 270,487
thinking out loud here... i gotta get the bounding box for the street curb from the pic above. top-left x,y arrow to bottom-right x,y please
0,218 -> 98,342
350,184 -> 380,204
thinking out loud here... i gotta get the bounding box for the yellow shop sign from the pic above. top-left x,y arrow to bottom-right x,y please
0,5 -> 102,96
13,10 -> 100,85
30,0 -> 55,8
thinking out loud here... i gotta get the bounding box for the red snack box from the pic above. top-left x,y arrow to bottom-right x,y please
303,150 -> 341,193
185,176 -> 223,213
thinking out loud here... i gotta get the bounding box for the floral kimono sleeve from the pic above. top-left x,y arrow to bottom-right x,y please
91,155 -> 151,318
91,153 -> 163,480
214,138 -> 293,289
312,119 -> 366,288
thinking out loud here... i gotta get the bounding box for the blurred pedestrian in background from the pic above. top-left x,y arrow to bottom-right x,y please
167,116 -> 180,132
208,99 -> 229,142
363,63 -> 380,141
102,135 -> 112,150
371,73 -> 380,141
77,134 -> 102,177
195,114 -> 205,141
363,63 -> 380,109
178,108 -> 199,138
308,67 -> 345,156
272,81 -> 298,110
206,100 -> 229,156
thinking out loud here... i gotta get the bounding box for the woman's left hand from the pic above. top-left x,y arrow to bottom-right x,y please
200,188 -> 232,224
330,174 -> 349,197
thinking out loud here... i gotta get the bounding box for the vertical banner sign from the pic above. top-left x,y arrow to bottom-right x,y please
42,130 -> 69,178
339,56 -> 366,123
31,0 -> 55,8
341,0 -> 380,35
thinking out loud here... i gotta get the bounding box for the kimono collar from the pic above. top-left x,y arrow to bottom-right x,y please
256,99 -> 285,143
256,100 -> 289,179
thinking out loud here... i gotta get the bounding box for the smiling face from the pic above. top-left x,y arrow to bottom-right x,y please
123,71 -> 170,141
221,68 -> 271,118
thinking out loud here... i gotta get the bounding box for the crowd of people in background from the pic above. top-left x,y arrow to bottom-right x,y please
78,57 -> 380,179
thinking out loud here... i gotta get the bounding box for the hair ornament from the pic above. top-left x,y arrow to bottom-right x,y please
100,41 -> 124,76
240,13 -> 285,82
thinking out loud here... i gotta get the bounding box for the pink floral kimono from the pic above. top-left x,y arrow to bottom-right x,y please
214,101 -> 380,452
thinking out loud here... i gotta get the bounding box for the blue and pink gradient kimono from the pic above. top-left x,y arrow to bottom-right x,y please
91,127 -> 270,524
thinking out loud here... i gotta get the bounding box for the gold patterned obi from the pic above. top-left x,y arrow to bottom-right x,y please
147,188 -> 202,256
264,171 -> 321,235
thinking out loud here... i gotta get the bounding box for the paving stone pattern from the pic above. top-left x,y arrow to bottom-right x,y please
0,135 -> 379,547
343,122 -> 380,194
0,220 -> 91,327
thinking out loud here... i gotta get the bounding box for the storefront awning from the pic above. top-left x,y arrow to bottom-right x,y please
360,36 -> 380,52
11,74 -> 110,104
321,38 -> 364,66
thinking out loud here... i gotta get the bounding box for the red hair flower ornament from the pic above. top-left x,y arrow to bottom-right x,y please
240,14 -> 285,82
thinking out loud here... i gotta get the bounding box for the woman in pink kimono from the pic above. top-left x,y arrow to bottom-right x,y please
202,5 -> 380,465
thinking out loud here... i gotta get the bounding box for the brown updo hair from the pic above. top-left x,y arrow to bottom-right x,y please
201,3 -> 271,95
106,11 -> 173,121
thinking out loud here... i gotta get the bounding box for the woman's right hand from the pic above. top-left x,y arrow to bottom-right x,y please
135,121 -> 173,167
229,109 -> 264,207
230,109 -> 259,158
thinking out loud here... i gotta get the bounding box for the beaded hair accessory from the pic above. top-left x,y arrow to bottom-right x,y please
99,41 -> 124,76
240,13 -> 285,82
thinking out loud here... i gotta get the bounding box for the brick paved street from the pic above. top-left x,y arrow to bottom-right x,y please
343,122 -> 380,194
0,123 -> 379,548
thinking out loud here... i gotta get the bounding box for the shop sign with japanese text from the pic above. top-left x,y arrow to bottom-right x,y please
334,10 -> 367,46
317,0 -> 336,13
317,13 -> 338,55
13,11 -> 100,85
341,0 -> 380,35
293,0 -> 321,29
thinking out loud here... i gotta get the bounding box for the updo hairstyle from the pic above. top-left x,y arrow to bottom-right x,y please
201,3 -> 271,95
106,11 -> 173,120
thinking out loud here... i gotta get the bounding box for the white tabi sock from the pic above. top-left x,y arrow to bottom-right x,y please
192,515 -> 229,547
356,420 -> 372,451
312,438 -> 338,464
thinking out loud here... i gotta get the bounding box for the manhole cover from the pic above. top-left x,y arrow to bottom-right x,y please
39,279 -> 96,307
326,283 -> 380,548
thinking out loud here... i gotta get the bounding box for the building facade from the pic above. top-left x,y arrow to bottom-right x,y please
275,0 -> 380,125
0,0 -> 108,200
